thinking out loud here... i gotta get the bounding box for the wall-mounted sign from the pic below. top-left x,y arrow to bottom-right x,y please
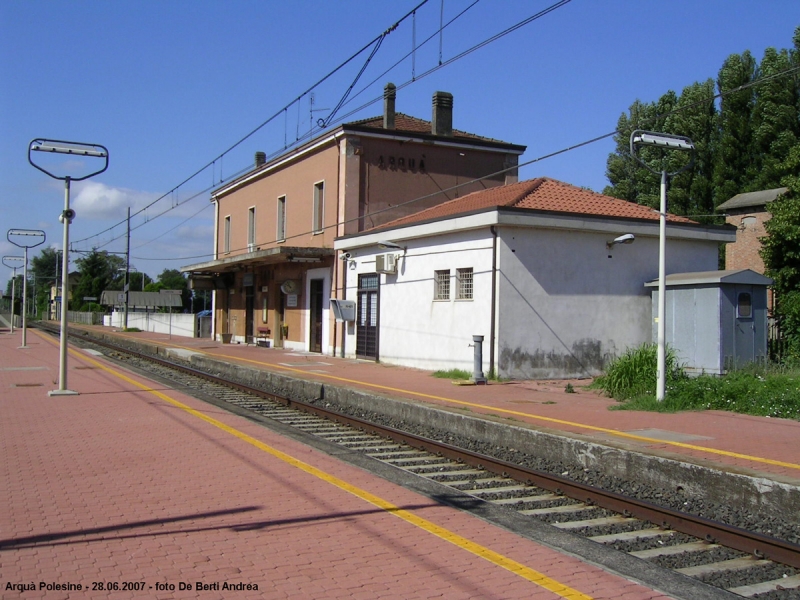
243,273 -> 254,287
286,294 -> 298,308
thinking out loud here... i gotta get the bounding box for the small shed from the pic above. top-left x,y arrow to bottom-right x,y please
645,269 -> 772,374
100,290 -> 184,312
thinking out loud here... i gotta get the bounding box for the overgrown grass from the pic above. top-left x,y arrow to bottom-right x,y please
589,343 -> 686,400
432,368 -> 471,380
593,344 -> 800,419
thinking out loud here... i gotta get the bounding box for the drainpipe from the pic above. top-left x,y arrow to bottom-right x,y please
340,258 -> 347,358
489,226 -> 498,377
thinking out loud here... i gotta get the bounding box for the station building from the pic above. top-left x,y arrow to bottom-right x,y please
181,84 -> 525,351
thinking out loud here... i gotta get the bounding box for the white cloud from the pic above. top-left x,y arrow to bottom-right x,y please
71,182 -> 161,220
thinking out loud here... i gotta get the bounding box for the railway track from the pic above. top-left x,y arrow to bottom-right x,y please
40,323 -> 800,599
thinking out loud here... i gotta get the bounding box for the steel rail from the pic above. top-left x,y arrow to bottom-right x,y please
38,322 -> 800,570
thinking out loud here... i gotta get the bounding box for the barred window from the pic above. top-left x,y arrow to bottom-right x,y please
434,270 -> 450,300
456,268 -> 473,300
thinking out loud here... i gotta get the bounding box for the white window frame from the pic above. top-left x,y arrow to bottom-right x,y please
456,268 -> 473,300
434,269 -> 450,301
277,195 -> 287,242
312,181 -> 324,235
223,215 -> 231,254
247,206 -> 256,251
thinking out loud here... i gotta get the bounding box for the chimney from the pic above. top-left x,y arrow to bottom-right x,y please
255,151 -> 266,168
383,83 -> 396,130
432,91 -> 453,137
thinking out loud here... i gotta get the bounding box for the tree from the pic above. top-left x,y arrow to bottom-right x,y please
712,51 -> 756,207
31,247 -> 62,317
149,269 -> 191,311
747,46 -> 799,191
604,84 -> 717,220
73,250 -> 126,311
761,144 -> 800,357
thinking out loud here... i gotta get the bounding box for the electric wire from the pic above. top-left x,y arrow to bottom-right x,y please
71,1 -> 429,249
135,62 -> 800,263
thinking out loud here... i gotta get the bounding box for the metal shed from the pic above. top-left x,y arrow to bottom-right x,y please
645,269 -> 772,375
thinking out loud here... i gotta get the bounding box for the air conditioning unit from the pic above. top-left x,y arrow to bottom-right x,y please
375,253 -> 397,274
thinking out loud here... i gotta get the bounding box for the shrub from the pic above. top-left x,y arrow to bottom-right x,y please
592,343 -> 686,400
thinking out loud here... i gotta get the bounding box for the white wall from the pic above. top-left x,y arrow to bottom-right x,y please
344,229 -> 494,373
104,312 -> 197,338
496,227 -> 720,378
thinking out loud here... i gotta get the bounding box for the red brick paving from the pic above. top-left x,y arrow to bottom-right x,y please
1,329 -> 671,599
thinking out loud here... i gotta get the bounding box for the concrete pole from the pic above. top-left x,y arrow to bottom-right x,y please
656,170 -> 667,401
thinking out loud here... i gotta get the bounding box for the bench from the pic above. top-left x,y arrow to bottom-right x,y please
256,327 -> 271,348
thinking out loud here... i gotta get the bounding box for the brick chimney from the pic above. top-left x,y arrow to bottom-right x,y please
383,83 -> 396,130
255,151 -> 266,168
432,91 -> 453,137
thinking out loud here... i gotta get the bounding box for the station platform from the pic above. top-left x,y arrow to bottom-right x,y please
63,324 -> 800,486
1,326 -> 674,599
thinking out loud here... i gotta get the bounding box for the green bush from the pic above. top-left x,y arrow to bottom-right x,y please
591,343 -> 686,400
432,368 -> 471,380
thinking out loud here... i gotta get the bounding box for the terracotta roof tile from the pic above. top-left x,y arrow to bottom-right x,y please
370,177 -> 696,231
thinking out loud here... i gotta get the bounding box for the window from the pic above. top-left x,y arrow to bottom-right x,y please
434,270 -> 450,300
248,207 -> 256,251
277,195 -> 286,241
223,215 -> 231,254
737,292 -> 752,318
313,181 -> 324,234
456,268 -> 473,300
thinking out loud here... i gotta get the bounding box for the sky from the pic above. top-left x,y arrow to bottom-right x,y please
1,0 -> 797,288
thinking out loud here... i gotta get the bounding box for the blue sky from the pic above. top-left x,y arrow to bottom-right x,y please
1,0 -> 797,287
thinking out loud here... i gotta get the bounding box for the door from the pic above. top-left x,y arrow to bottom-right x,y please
309,279 -> 323,353
734,286 -> 755,365
245,286 -> 255,343
356,273 -> 379,360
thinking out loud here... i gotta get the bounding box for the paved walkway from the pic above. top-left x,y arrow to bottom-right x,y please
1,328 -> 670,599
68,324 -> 800,485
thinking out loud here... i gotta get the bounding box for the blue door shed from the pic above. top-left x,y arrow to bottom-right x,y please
645,269 -> 772,375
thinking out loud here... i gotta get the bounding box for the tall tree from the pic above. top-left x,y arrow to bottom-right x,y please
73,250 -> 125,310
748,46 -> 799,191
712,51 -> 756,207
663,79 -> 718,221
150,269 -> 191,311
31,247 -> 62,317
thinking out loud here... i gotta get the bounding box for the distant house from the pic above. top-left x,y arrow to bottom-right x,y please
716,187 -> 787,315
334,178 -> 736,379
182,84 -> 525,352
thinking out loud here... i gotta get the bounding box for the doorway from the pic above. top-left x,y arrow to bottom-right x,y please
309,279 -> 324,353
356,273 -> 379,360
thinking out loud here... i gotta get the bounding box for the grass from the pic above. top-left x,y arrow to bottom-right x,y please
433,368 -> 471,380
593,344 -> 800,420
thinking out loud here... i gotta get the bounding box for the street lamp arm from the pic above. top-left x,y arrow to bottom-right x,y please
28,138 -> 109,181
630,129 -> 695,177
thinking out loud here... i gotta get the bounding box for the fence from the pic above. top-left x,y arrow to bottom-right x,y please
103,312 -> 198,338
67,311 -> 105,325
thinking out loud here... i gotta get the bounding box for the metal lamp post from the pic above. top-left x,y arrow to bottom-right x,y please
7,229 -> 45,348
2,256 -> 24,333
29,138 -> 108,396
630,130 -> 695,401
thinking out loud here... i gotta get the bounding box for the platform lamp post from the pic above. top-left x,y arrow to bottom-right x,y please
7,229 -> 45,348
29,138 -> 108,396
630,130 -> 695,401
2,256 -> 24,333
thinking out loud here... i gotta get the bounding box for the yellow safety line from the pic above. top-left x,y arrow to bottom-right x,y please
37,332 -> 592,600
150,337 -> 800,472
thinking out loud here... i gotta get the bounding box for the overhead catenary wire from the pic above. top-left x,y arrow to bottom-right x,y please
135,62 -> 800,264
72,0 -> 430,249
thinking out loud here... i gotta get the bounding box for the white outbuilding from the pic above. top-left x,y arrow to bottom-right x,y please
333,178 -> 736,379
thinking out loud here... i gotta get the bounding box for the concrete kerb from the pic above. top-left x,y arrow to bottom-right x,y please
68,327 -> 800,524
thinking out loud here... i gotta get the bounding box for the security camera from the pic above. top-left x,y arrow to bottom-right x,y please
339,252 -> 352,260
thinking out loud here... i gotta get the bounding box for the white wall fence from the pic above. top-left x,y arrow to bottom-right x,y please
103,312 -> 197,338
67,311 -> 105,325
